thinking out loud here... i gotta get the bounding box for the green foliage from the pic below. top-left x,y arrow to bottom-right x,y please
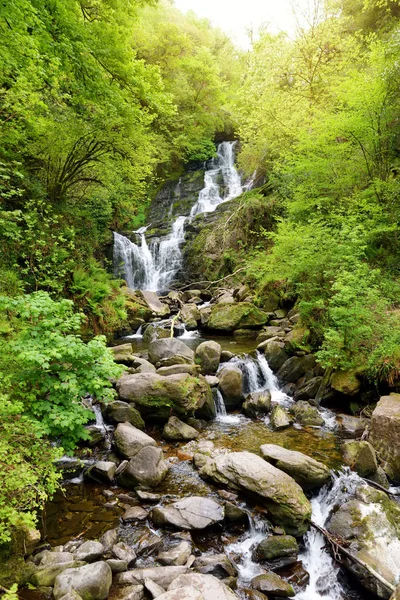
0,292 -> 124,451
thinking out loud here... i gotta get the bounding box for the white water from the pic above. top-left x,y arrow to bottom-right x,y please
213,389 -> 242,425
113,141 -> 243,291
179,325 -> 200,340
226,513 -> 269,584
190,141 -> 243,217
297,469 -> 363,600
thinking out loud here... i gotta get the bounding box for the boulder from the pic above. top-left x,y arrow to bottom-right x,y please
195,341 -> 222,375
99,529 -> 117,554
111,344 -> 135,365
294,377 -> 323,401
327,485 -> 400,598
87,461 -> 116,484
31,562 -> 85,587
193,554 -> 237,579
53,562 -> 112,600
342,441 -> 378,477
157,541 -> 192,566
75,541 -> 104,563
338,414 -> 366,437
122,506 -> 148,522
369,394 -> 400,481
117,373 -> 211,419
106,559 -> 128,573
218,367 -> 244,409
115,566 -> 188,589
117,446 -> 168,489
243,391 -> 271,418
277,355 -> 316,385
260,444 -> 331,491
112,542 -> 137,566
196,451 -> 311,536
137,291 -> 170,317
151,496 -> 224,530
258,340 -> 288,371
143,325 -> 170,344
130,356 -> 157,374
105,401 -> 145,429
125,527 -> 162,558
167,573 -> 239,599
114,422 -> 156,459
251,572 -> 295,597
181,303 -> 201,329
148,339 -> 194,367
163,416 -> 199,441
270,405 -> 291,430
255,536 -> 298,562
157,364 -> 200,376
206,303 -> 270,332
331,369 -> 361,396
291,401 -> 324,427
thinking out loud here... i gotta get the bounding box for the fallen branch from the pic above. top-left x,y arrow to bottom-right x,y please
311,521 -> 396,595
362,477 -> 400,496
172,267 -> 246,291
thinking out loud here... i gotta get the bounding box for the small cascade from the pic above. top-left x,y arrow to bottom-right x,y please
125,324 -> 143,340
213,389 -> 242,425
178,325 -> 200,340
297,469 -> 363,600
190,141 -> 243,217
226,513 -> 269,584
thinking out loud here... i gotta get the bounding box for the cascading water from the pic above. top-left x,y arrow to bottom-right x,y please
113,141 -> 243,291
226,513 -> 269,585
297,469 -> 363,600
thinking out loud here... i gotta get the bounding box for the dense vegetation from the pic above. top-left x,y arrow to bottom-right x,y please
2,0 -> 400,576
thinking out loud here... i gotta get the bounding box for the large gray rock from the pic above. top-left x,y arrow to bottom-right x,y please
260,444 -> 331,491
243,391 -> 271,418
87,461 -> 116,484
342,441 -> 378,477
148,338 -> 194,367
117,446 -> 168,489
195,341 -> 222,375
31,562 -> 85,587
270,405 -> 291,430
277,355 -> 316,384
163,416 -> 199,441
117,373 -> 212,419
294,377 -> 323,401
157,364 -> 200,376
158,541 -> 192,566
251,572 -> 295,597
166,573 -> 239,599
196,451 -> 311,536
151,496 -> 224,530
218,367 -> 244,409
181,303 -> 201,329
114,422 -> 156,459
53,562 -> 112,600
111,343 -> 135,365
75,541 -> 104,563
369,394 -> 400,481
137,291 -> 170,317
115,566 -> 188,589
206,302 -> 270,332
327,485 -> 400,598
291,401 -> 324,427
259,340 -> 288,371
105,401 -> 145,429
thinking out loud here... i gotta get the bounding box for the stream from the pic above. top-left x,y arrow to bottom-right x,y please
37,142 -> 380,600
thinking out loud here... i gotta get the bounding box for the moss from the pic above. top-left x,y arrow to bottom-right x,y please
207,302 -> 270,331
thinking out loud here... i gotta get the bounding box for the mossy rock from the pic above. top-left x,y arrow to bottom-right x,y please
255,535 -> 299,561
331,370 -> 361,396
206,302 -> 270,332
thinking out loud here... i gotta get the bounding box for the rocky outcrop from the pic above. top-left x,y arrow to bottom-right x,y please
151,496 -> 224,530
114,422 -> 156,459
53,562 -> 112,600
195,450 -> 311,535
369,394 -> 400,481
205,302 -> 270,332
117,372 -> 212,419
260,444 -> 331,491
195,341 -> 222,375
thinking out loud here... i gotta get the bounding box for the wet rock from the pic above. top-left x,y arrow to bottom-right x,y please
99,529 -> 118,554
39,552 -> 74,566
331,369 -> 361,396
338,413 -> 366,436
369,394 -> 400,481
105,402 -> 145,429
32,562 -> 85,587
157,541 -> 192,566
163,416 -> 199,441
117,373 -> 212,419
195,341 -> 222,375
128,527 -> 162,557
243,391 -> 271,418
277,355 -> 316,385
112,542 -> 137,566
157,364 -> 200,376
137,291 -> 170,317
196,451 -> 311,536
181,303 -> 201,329
131,356 -> 157,374
260,444 -> 330,491
106,559 -> 128,573
251,572 -> 295,597
85,426 -> 105,448
142,325 -> 170,344
218,367 -> 244,409
258,340 -> 288,371
122,506 -> 148,522
255,536 -> 299,561
206,302 -> 270,332
291,401 -> 324,427
294,377 -> 323,401
224,501 -> 249,524
193,554 -> 237,579
151,496 -> 224,530
135,490 -> 161,503
114,422 -> 156,459
342,441 -> 378,477
327,485 -> 400,598
368,466 -> 390,489
220,350 -> 235,362
205,375 -> 219,387
87,461 -> 116,484
113,584 -> 145,600
148,338 -> 194,366
144,579 -> 165,598
115,566 -> 188,589
270,405 -> 291,430
75,541 -> 104,563
166,573 -> 239,599
111,344 -> 135,365
117,446 -> 168,489
53,562 -> 112,600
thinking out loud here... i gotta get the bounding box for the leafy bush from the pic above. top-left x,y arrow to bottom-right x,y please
0,292 -> 124,451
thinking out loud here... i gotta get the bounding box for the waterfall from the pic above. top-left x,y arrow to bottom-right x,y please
226,513 -> 269,584
113,141 -> 243,291
297,469 -> 363,600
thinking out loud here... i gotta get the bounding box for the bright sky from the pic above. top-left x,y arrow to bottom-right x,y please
173,0 -> 311,47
